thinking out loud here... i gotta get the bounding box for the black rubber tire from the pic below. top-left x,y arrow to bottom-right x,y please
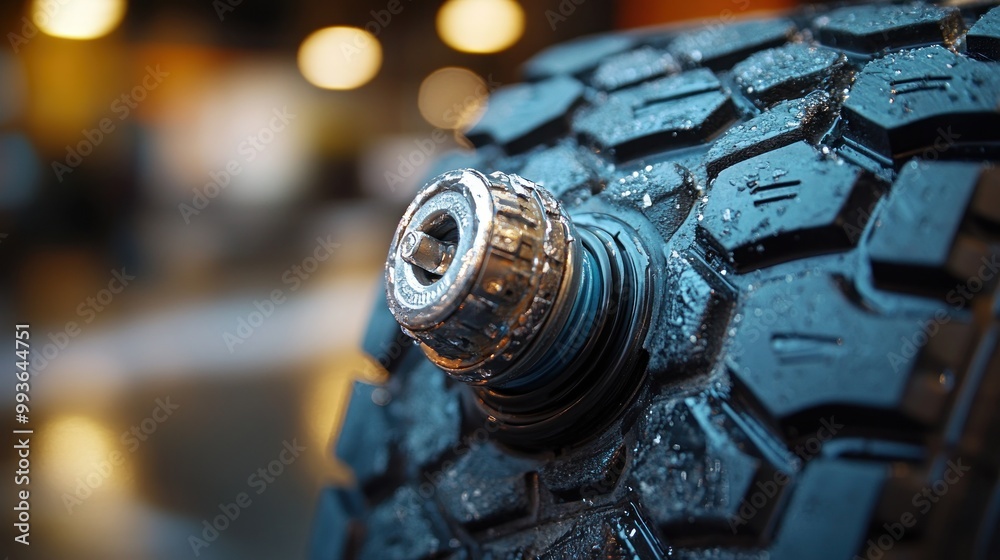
314,2 -> 1000,559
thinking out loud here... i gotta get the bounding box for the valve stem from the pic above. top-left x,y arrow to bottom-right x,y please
399,231 -> 456,276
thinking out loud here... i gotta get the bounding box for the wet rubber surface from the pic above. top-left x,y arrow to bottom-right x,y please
320,2 -> 1000,559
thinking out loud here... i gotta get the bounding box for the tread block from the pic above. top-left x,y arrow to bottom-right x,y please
387,359 -> 461,475
701,141 -> 882,271
478,518 -> 578,558
359,486 -> 459,560
841,46 -> 1000,163
309,487 -> 364,560
967,5 -> 1000,61
704,92 -> 836,180
647,252 -> 733,378
335,381 -> 392,487
668,19 -> 797,70
539,440 -> 626,500
590,47 -> 680,91
768,460 -> 885,559
435,443 -> 537,529
959,331 -> 1000,470
535,516 -> 634,559
518,144 -> 598,205
813,3 -> 964,54
523,33 -> 635,80
629,398 -> 781,537
727,275 -> 974,427
604,161 -> 697,240
868,160 -> 1000,297
573,68 -> 736,161
465,76 -> 584,154
732,43 -> 849,109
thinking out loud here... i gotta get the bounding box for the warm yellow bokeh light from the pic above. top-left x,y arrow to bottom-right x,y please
298,26 -> 382,90
38,415 -> 132,493
32,0 -> 127,40
418,67 -> 489,130
437,0 -> 525,54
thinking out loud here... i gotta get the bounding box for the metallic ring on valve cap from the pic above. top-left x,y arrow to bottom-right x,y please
385,168 -> 581,386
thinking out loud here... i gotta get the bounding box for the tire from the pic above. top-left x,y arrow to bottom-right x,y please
313,2 -> 1000,559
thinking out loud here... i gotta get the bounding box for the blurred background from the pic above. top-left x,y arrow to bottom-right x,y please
0,0 -> 805,558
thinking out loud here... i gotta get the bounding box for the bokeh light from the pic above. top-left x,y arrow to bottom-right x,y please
436,0 -> 525,54
148,61 -> 315,207
31,0 -> 127,40
38,415 -> 134,495
418,67 -> 489,129
298,26 -> 382,90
